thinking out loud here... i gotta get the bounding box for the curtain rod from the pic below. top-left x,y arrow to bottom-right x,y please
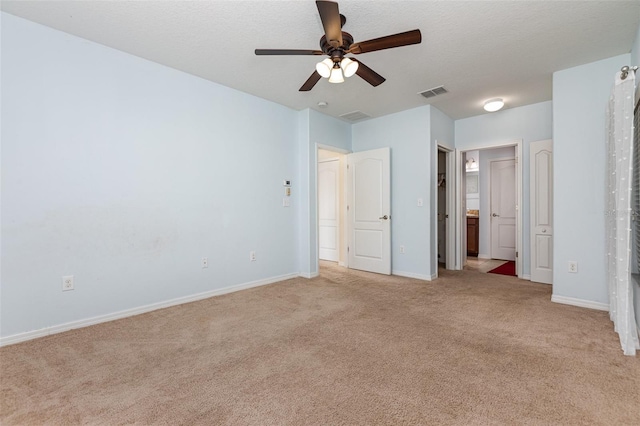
620,65 -> 638,80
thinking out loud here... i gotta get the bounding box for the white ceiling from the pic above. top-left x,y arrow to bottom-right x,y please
2,1 -> 639,121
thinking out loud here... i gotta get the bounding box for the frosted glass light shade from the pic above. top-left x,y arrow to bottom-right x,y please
340,57 -> 359,78
328,67 -> 344,83
483,98 -> 504,112
316,58 -> 333,78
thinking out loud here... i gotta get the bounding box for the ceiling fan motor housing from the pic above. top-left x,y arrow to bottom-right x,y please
320,32 -> 354,62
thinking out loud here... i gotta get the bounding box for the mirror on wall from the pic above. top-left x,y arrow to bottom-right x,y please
465,150 -> 480,213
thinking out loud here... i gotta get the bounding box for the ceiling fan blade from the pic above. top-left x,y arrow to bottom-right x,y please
316,1 -> 343,48
349,29 -> 422,54
299,71 -> 322,91
255,49 -> 324,56
354,60 -> 385,87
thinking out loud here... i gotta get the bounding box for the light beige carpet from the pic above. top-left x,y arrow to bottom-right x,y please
1,263 -> 639,425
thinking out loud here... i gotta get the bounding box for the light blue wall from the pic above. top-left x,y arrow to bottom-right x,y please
1,13 -> 300,338
352,106 -> 433,279
431,107 -> 455,151
552,54 -> 629,306
455,101 -> 553,277
309,109 -> 352,151
296,110 -> 312,276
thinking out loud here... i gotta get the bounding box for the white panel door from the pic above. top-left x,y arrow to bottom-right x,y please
318,159 -> 339,262
347,148 -> 391,275
530,140 -> 553,284
490,159 -> 516,261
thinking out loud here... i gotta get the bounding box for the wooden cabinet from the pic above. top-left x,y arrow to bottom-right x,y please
467,216 -> 479,257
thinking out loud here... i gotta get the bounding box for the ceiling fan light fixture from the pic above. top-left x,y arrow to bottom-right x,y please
316,58 -> 333,78
328,66 -> 344,83
483,98 -> 504,112
340,57 -> 359,78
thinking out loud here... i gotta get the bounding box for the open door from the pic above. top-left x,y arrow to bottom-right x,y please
347,148 -> 391,275
490,158 -> 517,261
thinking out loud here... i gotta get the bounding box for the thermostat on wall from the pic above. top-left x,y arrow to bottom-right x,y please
283,180 -> 291,187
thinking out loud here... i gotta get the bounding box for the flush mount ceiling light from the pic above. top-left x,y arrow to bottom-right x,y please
483,98 -> 505,112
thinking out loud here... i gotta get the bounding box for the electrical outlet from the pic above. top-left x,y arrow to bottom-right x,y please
400,245 -> 405,254
568,261 -> 578,273
62,275 -> 74,291
202,257 -> 208,268
250,251 -> 256,262
283,198 -> 290,207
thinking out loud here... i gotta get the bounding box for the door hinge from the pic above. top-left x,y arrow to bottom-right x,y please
516,251 -> 518,258
347,246 -> 350,253
347,205 -> 349,211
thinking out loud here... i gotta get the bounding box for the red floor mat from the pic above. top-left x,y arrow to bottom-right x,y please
487,261 -> 516,276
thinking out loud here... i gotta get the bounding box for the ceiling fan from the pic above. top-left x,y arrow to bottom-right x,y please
255,0 -> 422,91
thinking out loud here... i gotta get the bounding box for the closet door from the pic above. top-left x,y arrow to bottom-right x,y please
530,140 -> 553,284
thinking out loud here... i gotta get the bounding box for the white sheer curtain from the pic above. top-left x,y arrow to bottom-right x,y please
605,69 -> 639,356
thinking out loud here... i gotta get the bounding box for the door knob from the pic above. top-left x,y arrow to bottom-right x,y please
379,215 -> 389,220
492,213 -> 500,217
542,229 -> 547,233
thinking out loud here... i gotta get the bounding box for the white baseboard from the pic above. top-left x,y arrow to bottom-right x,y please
521,274 -> 531,280
0,272 -> 300,347
478,253 -> 491,259
299,271 -> 319,279
392,270 -> 432,281
338,261 -> 346,267
551,294 -> 609,311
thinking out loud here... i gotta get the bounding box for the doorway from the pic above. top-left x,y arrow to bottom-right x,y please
318,148 -> 347,265
456,141 -> 522,277
436,144 -> 455,276
316,146 -> 392,275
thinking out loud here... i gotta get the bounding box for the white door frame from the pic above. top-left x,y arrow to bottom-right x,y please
316,144 -> 351,270
455,140 -> 523,278
434,144 -> 456,277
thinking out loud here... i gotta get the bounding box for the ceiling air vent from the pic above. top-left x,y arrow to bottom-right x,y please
419,86 -> 448,99
340,110 -> 371,122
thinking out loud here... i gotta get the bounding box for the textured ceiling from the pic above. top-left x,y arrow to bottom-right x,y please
2,1 -> 639,121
